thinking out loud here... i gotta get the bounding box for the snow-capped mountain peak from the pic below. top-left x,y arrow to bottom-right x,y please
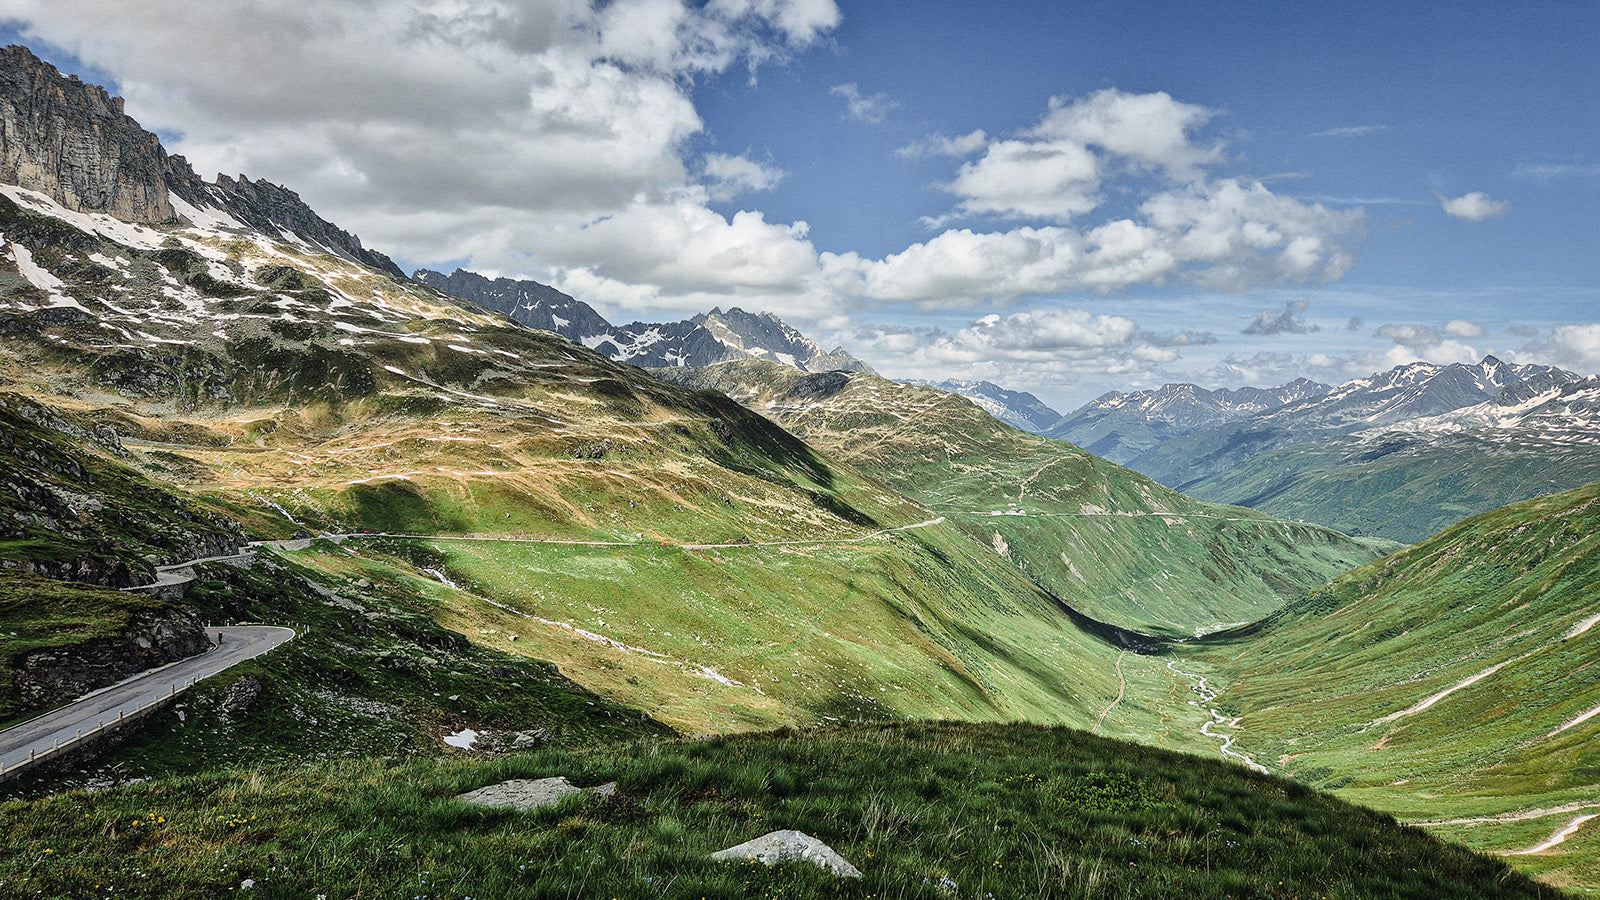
417,271 -> 874,375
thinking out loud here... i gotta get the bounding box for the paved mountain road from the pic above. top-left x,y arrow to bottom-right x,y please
0,626 -> 294,777
123,549 -> 260,593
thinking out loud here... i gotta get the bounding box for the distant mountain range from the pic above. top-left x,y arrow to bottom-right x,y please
409,253 -> 1600,545
1047,378 -> 1330,460
414,268 -> 873,374
1050,356 -> 1597,542
907,379 -> 1062,433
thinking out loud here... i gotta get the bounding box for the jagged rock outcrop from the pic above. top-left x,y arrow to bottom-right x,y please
169,169 -> 404,278
414,268 -> 613,339
13,605 -> 211,713
0,45 -> 175,222
219,675 -> 262,716
0,44 -> 403,278
0,556 -> 143,589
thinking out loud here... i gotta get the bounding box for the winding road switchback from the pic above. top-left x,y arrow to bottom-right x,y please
0,626 -> 294,778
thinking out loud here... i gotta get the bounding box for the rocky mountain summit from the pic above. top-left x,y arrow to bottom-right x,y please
0,45 -> 400,277
415,267 -> 873,374
0,45 -> 172,223
411,267 -> 613,338
910,378 -> 1062,433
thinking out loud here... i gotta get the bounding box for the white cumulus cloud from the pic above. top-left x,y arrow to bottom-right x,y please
2,0 -> 841,318
837,307 -> 1185,399
895,130 -> 989,160
830,83 -> 898,124
702,153 -> 786,201
1548,324 -> 1600,374
1437,191 -> 1509,221
848,89 -> 1362,306
824,176 -> 1360,305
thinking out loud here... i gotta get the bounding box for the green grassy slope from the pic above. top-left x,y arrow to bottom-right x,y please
1189,479 -> 1600,891
276,525 -> 1207,746
0,393 -> 245,585
0,721 -> 1562,900
657,361 -> 1388,637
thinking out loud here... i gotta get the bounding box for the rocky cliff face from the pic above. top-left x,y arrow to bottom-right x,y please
0,45 -> 175,222
169,170 -> 405,278
0,44 -> 402,278
414,267 -> 613,338
13,604 -> 210,713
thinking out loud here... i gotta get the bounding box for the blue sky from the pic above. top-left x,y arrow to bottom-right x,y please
3,1 -> 1597,408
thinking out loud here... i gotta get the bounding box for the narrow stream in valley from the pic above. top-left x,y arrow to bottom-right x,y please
1166,659 -> 1269,774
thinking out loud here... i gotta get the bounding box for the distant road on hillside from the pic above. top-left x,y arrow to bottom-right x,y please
257,517 -> 948,552
0,626 -> 294,777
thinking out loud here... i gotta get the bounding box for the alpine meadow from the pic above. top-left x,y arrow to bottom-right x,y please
1,4 -> 1598,899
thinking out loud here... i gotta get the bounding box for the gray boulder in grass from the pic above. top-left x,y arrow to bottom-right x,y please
454,776 -> 616,810
710,829 -> 863,878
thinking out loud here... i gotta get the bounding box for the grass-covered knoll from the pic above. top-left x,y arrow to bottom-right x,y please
1177,430 -> 1600,543
1188,479 -> 1600,890
291,525 -> 1206,746
657,360 -> 1387,636
0,571 -> 178,723
0,721 -> 1560,900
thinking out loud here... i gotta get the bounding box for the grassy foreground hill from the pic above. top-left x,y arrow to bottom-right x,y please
657,361 -> 1389,637
1187,479 -> 1600,891
0,721 -> 1562,900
